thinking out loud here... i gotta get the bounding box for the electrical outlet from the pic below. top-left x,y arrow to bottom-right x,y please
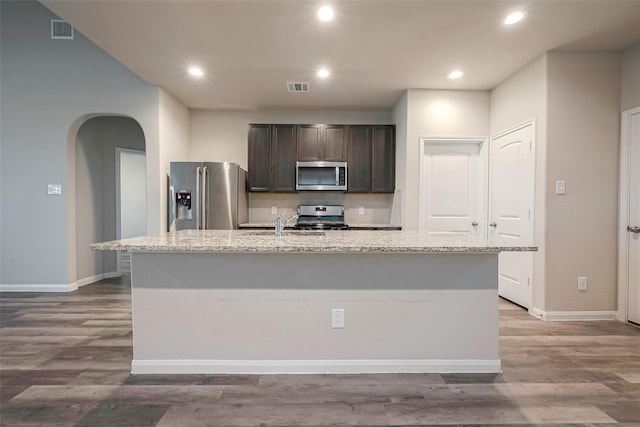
331,308 -> 344,328
271,206 -> 277,215
555,180 -> 566,195
358,206 -> 365,215
578,276 -> 587,291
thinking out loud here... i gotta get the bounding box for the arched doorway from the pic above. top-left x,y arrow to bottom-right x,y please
74,116 -> 146,286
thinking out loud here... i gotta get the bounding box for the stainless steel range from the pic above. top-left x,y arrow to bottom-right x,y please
294,205 -> 349,230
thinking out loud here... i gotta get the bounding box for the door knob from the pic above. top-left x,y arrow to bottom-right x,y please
628,225 -> 640,233
489,222 -> 497,227
472,221 -> 479,227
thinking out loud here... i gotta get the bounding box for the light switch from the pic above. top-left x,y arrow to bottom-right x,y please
358,206 -> 365,215
48,184 -> 62,195
331,308 -> 345,329
271,206 -> 277,214
555,180 -> 566,195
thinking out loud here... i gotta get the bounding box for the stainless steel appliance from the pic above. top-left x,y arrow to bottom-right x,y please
169,162 -> 248,231
294,205 -> 349,230
296,161 -> 347,191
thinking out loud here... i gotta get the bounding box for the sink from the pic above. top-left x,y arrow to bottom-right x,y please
241,230 -> 325,237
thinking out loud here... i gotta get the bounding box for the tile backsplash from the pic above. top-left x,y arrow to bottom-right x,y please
249,192 -> 401,225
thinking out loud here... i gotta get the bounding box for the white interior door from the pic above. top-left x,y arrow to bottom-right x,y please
116,149 -> 147,274
624,108 -> 640,324
420,139 -> 486,236
489,123 -> 534,309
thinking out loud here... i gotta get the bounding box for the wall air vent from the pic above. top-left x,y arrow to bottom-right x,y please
51,20 -> 74,39
287,82 -> 310,93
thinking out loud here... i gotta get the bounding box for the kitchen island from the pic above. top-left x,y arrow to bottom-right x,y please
92,230 -> 536,375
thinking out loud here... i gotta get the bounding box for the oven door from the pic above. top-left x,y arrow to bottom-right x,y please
296,161 -> 347,191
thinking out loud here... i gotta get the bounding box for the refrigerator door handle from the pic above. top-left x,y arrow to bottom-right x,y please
202,166 -> 209,229
196,167 -> 202,229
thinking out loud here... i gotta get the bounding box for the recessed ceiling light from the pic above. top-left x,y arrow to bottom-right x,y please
504,10 -> 526,25
317,68 -> 330,78
447,70 -> 464,80
188,67 -> 204,77
318,5 -> 334,21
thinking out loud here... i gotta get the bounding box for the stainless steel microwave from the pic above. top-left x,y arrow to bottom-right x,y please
296,161 -> 347,191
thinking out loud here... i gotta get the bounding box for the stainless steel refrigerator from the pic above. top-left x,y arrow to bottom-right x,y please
169,162 -> 248,231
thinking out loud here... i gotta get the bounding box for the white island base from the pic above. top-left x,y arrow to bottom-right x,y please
129,251 -> 500,375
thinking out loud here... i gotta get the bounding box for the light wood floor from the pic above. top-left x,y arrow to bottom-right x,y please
1,276 -> 639,426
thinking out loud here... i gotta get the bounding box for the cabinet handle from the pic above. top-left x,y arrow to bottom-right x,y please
489,222 -> 497,227
628,225 -> 640,233
472,221 -> 479,227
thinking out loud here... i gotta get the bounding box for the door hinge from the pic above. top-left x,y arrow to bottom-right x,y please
529,140 -> 532,151
527,277 -> 531,287
528,209 -> 531,219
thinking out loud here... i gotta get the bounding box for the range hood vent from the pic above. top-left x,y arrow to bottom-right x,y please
51,20 -> 74,39
287,82 -> 310,93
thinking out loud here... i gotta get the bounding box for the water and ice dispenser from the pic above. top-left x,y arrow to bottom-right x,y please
175,192 -> 192,220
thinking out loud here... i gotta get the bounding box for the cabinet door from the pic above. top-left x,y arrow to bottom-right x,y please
297,124 -> 323,161
347,126 -> 372,192
248,124 -> 271,192
272,125 -> 297,192
324,125 -> 346,161
371,125 -> 396,193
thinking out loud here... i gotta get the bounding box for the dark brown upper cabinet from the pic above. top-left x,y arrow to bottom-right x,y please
248,124 -> 271,192
248,124 -> 297,192
347,126 -> 372,193
347,125 -> 395,193
249,123 -> 394,193
371,125 -> 396,193
297,124 -> 346,161
271,125 -> 297,192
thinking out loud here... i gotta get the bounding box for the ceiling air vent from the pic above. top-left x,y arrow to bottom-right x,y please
287,82 -> 310,93
51,20 -> 74,39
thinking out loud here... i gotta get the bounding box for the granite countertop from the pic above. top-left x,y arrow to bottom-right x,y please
91,230 -> 537,254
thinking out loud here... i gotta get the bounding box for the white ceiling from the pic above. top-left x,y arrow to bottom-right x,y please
42,0 -> 640,111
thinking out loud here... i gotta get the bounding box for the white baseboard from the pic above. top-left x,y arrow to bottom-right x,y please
530,307 -> 617,321
1,271 -> 121,293
0,283 -> 78,293
131,359 -> 502,375
77,271 -> 120,287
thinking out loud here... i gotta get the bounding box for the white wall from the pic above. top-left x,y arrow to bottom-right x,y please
189,109 -> 392,169
189,109 -> 395,226
490,55 -> 548,310
0,1 -> 159,290
391,91 -> 409,226
159,89 -> 190,232
545,51 -> 622,312
400,90 -> 491,230
622,43 -> 640,111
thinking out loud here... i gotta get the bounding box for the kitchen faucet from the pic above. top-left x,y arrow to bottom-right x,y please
275,213 -> 299,237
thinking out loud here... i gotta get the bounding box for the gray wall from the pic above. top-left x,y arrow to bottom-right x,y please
76,117 -> 145,283
189,109 -> 393,170
399,90 -> 491,231
0,1 -> 159,289
622,43 -> 640,110
545,51 -> 622,312
490,51 -> 623,314
490,56 -> 548,311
